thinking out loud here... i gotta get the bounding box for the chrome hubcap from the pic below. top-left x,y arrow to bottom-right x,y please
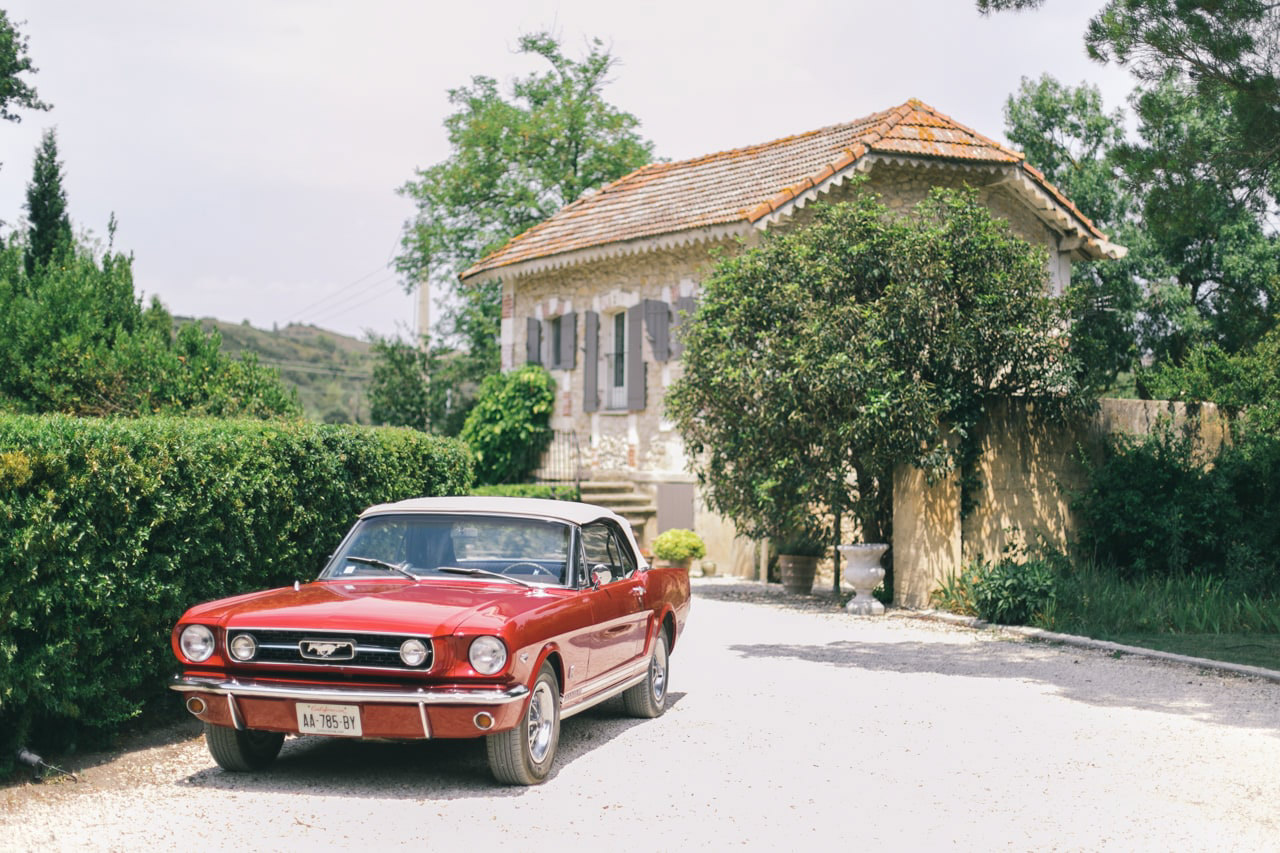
651,644 -> 667,702
526,680 -> 555,763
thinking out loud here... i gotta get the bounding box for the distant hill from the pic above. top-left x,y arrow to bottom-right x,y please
180,318 -> 375,424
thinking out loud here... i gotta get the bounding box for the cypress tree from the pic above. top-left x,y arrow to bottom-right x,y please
24,127 -> 72,278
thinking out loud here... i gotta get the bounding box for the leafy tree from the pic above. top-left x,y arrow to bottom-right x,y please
1004,75 -> 1145,391
0,235 -> 300,418
388,32 -> 655,432
23,127 -> 72,277
0,10 -> 48,124
667,185 -> 1092,566
460,364 -> 556,485
398,32 -> 656,287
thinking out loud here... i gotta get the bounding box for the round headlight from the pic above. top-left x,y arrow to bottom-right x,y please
468,636 -> 507,675
179,625 -> 215,662
399,638 -> 429,667
229,633 -> 257,661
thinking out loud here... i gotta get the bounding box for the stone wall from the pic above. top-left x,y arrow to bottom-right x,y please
892,398 -> 1231,608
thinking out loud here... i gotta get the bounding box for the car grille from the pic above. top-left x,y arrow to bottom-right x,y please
230,629 -> 434,671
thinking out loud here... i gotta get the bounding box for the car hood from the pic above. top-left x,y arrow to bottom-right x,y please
182,578 -> 569,636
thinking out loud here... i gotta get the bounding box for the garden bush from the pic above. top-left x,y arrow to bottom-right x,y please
933,557 -> 1057,625
1073,421 -> 1280,593
460,365 -> 555,485
469,483 -> 580,500
0,415 -> 472,770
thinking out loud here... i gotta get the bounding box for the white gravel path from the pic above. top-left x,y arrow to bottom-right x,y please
3,578 -> 1278,851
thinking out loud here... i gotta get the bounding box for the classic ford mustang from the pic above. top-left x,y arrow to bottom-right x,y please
170,496 -> 691,785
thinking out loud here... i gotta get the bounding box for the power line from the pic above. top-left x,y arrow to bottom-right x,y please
287,263 -> 394,323
305,275 -> 408,328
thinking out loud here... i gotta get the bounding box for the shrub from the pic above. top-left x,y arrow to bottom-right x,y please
460,365 -> 556,485
652,529 -> 706,562
0,415 -> 472,771
469,483 -> 580,501
970,557 -> 1058,625
1073,421 -> 1280,593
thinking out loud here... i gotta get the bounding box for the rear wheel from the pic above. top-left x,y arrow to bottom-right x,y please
204,723 -> 284,771
486,663 -> 560,785
623,632 -> 668,718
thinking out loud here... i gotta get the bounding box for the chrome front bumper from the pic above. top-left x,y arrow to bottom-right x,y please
170,674 -> 529,706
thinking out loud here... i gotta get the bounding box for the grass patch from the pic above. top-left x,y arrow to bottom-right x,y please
1094,634 -> 1280,671
935,558 -> 1280,672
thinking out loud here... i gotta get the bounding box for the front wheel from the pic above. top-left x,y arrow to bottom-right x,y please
204,723 -> 284,771
623,632 -> 668,718
486,663 -> 560,785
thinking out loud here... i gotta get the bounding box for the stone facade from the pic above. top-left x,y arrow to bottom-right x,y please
501,161 -> 1082,577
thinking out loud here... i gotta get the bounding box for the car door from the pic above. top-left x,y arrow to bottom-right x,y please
579,520 -> 648,680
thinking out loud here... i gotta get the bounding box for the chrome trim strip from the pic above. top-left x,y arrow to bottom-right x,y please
418,702 -> 431,738
230,626 -> 434,639
561,671 -> 648,720
226,694 -> 245,731
172,675 -> 528,706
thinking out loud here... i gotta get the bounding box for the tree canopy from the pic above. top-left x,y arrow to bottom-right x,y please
378,32 -> 655,435
0,10 -> 48,125
397,31 -> 656,290
667,185 -> 1092,553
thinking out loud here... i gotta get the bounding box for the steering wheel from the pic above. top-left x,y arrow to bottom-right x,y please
500,561 -> 557,578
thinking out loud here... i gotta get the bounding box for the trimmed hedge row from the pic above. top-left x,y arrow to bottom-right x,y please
0,415 -> 472,766
469,482 -> 581,501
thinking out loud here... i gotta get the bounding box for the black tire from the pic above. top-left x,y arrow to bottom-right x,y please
204,723 -> 284,772
486,663 -> 560,785
623,632 -> 668,718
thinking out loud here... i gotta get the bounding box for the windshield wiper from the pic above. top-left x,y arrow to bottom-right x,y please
344,556 -> 419,580
435,566 -> 533,588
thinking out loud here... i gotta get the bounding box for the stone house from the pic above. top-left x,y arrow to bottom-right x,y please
458,99 -> 1124,577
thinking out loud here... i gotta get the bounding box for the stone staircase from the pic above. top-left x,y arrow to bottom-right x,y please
579,480 -> 657,544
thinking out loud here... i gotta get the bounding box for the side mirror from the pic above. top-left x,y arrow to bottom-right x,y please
591,566 -> 613,587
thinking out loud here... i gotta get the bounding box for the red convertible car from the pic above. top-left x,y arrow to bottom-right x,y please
170,496 -> 691,785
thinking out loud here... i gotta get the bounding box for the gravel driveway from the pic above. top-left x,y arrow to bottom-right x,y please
4,578 -> 1278,851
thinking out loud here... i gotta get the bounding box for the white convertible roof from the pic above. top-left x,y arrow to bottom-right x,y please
360,495 -> 626,528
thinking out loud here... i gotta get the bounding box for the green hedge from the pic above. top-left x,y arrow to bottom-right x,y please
469,483 -> 580,501
0,415 -> 472,767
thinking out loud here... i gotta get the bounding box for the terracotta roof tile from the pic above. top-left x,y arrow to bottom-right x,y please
461,99 -> 1107,278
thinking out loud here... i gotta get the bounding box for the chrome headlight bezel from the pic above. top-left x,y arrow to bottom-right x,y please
179,624 -> 216,662
228,632 -> 257,662
468,636 -> 508,675
399,638 -> 429,667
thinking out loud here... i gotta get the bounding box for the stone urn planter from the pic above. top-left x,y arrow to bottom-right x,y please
838,543 -> 888,615
779,555 -> 820,594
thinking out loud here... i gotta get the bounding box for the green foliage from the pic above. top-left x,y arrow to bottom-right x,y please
1003,75 -> 1144,391
23,128 -> 71,277
968,557 -> 1058,626
1040,561 -> 1280,637
1073,420 -> 1280,593
667,184 -> 1091,551
460,365 -> 556,485
652,529 -> 706,562
0,10 -> 49,125
0,414 -> 472,770
369,281 -> 501,436
0,236 -> 300,418
398,32 -> 656,288
394,33 -> 655,425
468,483 -> 580,501
188,319 -> 375,425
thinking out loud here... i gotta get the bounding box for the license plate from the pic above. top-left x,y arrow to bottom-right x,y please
296,702 -> 362,737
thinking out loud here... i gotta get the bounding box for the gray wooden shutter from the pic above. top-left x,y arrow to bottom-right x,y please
559,312 -> 577,370
671,296 -> 698,359
526,317 -> 541,365
583,311 -> 599,412
626,304 -> 646,410
643,299 -> 671,362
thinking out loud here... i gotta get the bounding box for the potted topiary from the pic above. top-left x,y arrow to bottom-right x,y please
651,528 -> 706,571
777,531 -> 827,594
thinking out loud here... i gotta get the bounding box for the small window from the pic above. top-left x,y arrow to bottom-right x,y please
550,316 -> 563,367
605,312 -> 627,409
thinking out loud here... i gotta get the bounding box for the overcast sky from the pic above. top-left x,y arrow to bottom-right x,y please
0,0 -> 1135,340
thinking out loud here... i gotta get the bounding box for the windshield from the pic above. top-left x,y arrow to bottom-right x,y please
321,513 -> 575,587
